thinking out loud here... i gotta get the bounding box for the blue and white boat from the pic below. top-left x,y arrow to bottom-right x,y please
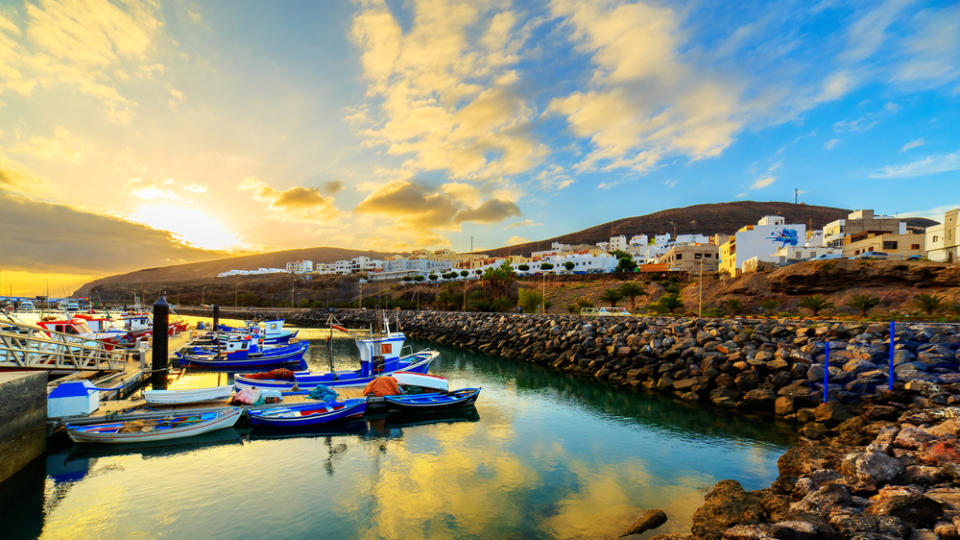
176,341 -> 308,369
211,319 -> 298,345
235,320 -> 437,390
247,398 -> 367,428
383,388 -> 481,412
66,408 -> 242,444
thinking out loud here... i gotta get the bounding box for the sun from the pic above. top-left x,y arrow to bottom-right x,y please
130,204 -> 245,251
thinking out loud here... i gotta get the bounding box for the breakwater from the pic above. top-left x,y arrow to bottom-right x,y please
282,310 -> 960,538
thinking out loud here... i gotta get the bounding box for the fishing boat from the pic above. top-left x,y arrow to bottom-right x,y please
142,385 -> 234,406
176,341 -> 308,369
247,398 -> 367,428
214,320 -> 298,345
383,388 -> 481,412
35,317 -> 124,350
66,408 -> 242,444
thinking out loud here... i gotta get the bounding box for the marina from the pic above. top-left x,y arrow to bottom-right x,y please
0,315 -> 795,539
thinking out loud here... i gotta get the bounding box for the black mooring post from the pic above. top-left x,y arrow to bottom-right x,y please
151,295 -> 169,390
212,304 -> 221,359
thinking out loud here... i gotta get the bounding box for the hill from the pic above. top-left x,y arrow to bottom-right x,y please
74,246 -> 397,296
482,201 -> 936,257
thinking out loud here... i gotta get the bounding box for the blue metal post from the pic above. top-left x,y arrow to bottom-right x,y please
823,342 -> 830,403
888,320 -> 895,391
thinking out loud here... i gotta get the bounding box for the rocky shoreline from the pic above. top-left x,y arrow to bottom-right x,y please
287,310 -> 960,538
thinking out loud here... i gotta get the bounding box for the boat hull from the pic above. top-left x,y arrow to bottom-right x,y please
248,399 -> 367,428
384,388 -> 481,412
66,408 -> 242,444
234,351 -> 437,390
178,342 -> 308,369
142,386 -> 234,406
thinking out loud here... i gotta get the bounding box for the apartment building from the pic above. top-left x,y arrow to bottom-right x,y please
926,208 -> 959,263
657,244 -> 719,273
718,216 -> 806,276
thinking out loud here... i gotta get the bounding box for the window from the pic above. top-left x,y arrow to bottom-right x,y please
675,253 -> 683,260
381,344 -> 392,354
911,244 -> 920,250
883,241 -> 898,250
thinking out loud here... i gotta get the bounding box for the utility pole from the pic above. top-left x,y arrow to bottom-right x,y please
235,286 -> 239,308
201,286 -> 205,306
358,280 -> 363,308
698,254 -> 703,318
291,278 -> 296,308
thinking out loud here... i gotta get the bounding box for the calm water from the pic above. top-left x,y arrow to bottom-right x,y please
2,323 -> 795,539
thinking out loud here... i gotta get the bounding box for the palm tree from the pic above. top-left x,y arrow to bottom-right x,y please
914,293 -> 945,316
759,298 -> 780,314
618,282 -> 647,311
657,294 -> 684,314
720,297 -> 743,315
847,294 -> 881,317
599,288 -> 624,307
799,295 -> 832,316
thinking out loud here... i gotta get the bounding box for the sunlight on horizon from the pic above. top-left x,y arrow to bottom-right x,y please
130,204 -> 247,252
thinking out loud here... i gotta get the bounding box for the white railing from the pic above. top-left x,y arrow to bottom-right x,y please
0,318 -> 127,372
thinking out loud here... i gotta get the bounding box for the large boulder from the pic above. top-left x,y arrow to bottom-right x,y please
864,494 -> 943,528
622,509 -> 668,536
691,480 -> 767,540
840,451 -> 905,484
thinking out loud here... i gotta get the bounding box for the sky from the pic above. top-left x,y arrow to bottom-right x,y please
1,0 -> 959,296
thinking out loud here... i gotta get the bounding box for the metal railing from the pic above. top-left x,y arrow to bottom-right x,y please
0,318 -> 128,372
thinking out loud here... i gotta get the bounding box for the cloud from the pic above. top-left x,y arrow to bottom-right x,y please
900,138 -> 925,152
353,179 -> 522,244
129,177 -> 177,200
841,0 -> 914,63
0,191 -> 219,274
239,177 -> 340,222
547,1 -> 744,174
824,138 -> 840,150
893,5 -> 960,86
0,152 -> 48,194
751,176 -> 776,189
350,0 -> 545,181
0,0 -> 166,122
186,182 -> 207,193
506,235 -> 528,245
834,117 -> 878,132
454,198 -> 520,224
664,179 -> 678,188
898,204 -> 959,222
507,219 -> 542,228
869,148 -> 960,178
535,165 -> 574,191
7,126 -> 83,162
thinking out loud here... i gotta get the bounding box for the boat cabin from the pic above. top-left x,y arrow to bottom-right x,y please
37,318 -> 95,336
355,324 -> 406,377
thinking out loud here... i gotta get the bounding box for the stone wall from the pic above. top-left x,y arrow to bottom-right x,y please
0,372 -> 47,483
291,310 -> 960,421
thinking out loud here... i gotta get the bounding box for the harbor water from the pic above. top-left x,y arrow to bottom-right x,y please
2,325 -> 796,539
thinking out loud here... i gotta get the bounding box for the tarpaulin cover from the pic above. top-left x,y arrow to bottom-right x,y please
230,388 -> 261,405
244,368 -> 295,380
362,376 -> 401,397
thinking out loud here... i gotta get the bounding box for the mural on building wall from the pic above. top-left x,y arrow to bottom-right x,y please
769,229 -> 800,248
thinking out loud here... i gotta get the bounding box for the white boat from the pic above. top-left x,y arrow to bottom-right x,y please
142,386 -> 234,406
66,408 -> 242,444
394,372 -> 449,392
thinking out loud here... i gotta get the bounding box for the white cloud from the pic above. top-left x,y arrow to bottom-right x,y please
664,179 -> 678,188
547,1 -> 744,174
870,148 -> 960,178
750,176 -> 776,189
898,204 -> 959,222
186,182 -> 207,193
506,219 -> 542,229
824,138 -> 840,150
506,235 -> 528,245
350,0 -> 545,181
129,177 -> 178,200
7,126 -> 83,162
899,138 -> 925,152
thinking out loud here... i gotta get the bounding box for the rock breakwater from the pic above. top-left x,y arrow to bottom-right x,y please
286,310 -> 960,538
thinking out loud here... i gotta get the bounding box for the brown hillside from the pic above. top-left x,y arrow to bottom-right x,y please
484,201 -> 936,257
74,246 -> 398,295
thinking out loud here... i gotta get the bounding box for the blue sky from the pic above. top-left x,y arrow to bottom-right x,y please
0,0 -> 958,292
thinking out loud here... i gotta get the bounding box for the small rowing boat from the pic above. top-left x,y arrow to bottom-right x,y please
176,341 -> 308,369
66,408 -> 242,444
383,388 -> 481,412
142,386 -> 234,406
247,398 -> 367,428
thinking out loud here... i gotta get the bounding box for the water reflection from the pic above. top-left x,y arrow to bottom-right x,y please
1,328 -> 795,540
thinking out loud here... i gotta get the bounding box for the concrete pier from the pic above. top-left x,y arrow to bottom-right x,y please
0,372 -> 47,483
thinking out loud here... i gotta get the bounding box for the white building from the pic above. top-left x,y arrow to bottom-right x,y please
925,209 -> 959,263
285,260 -> 314,274
629,234 -> 649,247
217,267 -> 289,278
675,234 -> 710,244
719,216 -> 806,276
609,235 -> 627,252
